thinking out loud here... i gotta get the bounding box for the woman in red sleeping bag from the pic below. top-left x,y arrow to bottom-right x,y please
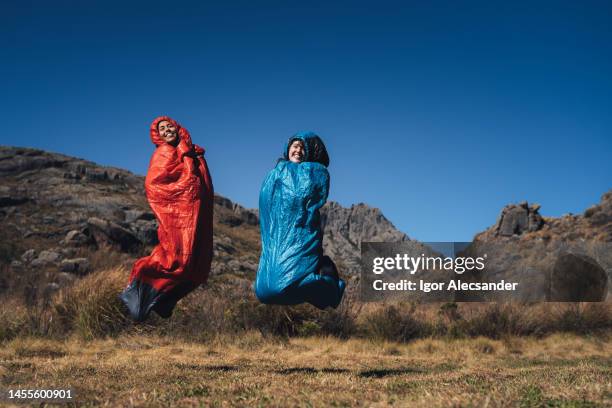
120,116 -> 214,321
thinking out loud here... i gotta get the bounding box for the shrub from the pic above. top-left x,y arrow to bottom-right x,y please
360,303 -> 431,342
0,298 -> 30,341
51,266 -> 131,340
553,303 -> 612,334
317,302 -> 357,338
462,304 -> 520,339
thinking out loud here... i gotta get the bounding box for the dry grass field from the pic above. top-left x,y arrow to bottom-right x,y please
1,333 -> 610,407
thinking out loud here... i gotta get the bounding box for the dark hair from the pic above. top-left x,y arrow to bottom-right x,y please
305,135 -> 330,167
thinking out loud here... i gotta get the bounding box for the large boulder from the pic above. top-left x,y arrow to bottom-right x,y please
59,258 -> 91,275
61,230 -> 90,246
550,253 -> 608,301
31,250 -> 62,267
129,219 -> 159,246
87,217 -> 141,252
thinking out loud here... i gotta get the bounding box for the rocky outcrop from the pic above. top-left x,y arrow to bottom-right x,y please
86,217 -> 142,252
321,202 -> 411,276
494,201 -> 543,236
214,195 -> 259,226
464,191 -> 612,301
477,191 -> 612,243
0,146 -> 253,250
0,185 -> 30,207
583,191 -> 612,229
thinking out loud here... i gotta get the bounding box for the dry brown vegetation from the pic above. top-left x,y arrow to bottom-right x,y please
1,266 -> 611,343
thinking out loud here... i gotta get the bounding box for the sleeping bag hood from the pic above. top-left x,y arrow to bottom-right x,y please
120,116 -> 214,321
283,131 -> 330,167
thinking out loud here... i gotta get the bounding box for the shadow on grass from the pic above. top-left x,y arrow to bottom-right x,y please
275,367 -> 350,375
203,365 -> 240,372
274,366 -> 424,378
358,367 -> 423,378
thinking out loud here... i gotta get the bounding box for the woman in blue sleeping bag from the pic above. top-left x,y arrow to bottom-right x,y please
254,132 -> 346,309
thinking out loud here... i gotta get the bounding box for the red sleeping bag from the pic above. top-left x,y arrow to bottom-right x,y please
120,116 -> 214,321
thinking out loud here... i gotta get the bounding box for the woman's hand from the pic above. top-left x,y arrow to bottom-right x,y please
177,139 -> 195,158
177,139 -> 205,160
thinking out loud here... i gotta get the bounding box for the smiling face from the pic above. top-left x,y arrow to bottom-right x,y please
157,120 -> 178,146
288,140 -> 305,163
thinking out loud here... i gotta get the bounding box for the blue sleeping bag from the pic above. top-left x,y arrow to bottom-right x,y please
254,132 -> 346,309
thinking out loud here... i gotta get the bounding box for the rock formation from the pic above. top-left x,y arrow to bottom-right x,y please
494,201 -> 543,236
464,192 -> 612,301
320,201 -> 411,276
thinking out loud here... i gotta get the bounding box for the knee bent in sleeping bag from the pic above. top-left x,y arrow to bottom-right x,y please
254,132 -> 346,309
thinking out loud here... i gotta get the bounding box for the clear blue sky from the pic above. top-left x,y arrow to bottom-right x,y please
2,1 -> 611,241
